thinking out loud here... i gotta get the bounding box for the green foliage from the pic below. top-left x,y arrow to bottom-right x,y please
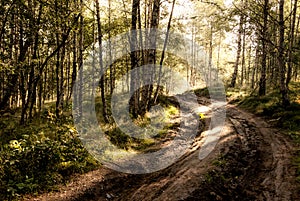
237,87 -> 300,133
194,87 -> 210,98
95,94 -> 180,153
106,127 -> 132,150
212,156 -> 227,167
0,110 -> 99,200
166,105 -> 179,117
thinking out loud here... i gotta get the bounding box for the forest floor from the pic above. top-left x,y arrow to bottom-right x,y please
23,100 -> 300,201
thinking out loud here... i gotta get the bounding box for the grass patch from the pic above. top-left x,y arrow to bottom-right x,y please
166,105 -> 179,116
94,94 -> 181,153
194,87 -> 210,98
237,89 -> 300,134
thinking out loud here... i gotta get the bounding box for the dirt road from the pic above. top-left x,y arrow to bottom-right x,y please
26,105 -> 299,201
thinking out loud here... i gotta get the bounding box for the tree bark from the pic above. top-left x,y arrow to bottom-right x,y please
259,0 -> 269,96
278,0 -> 290,106
95,0 -> 108,122
153,0 -> 175,103
230,13 -> 244,88
286,0 -> 297,87
129,0 -> 140,117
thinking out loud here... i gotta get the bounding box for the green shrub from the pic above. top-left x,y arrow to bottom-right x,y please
0,112 -> 99,200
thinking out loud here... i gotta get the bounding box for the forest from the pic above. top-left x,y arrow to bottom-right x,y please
0,0 -> 300,200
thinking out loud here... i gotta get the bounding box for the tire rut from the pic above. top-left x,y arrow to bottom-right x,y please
25,105 -> 299,201
226,105 -> 298,201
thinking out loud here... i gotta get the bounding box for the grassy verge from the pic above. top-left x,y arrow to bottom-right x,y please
227,82 -> 300,183
95,94 -> 180,152
0,93 -> 176,201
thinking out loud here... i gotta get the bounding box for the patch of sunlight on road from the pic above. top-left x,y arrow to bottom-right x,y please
198,126 -> 223,160
194,105 -> 211,113
192,101 -> 227,160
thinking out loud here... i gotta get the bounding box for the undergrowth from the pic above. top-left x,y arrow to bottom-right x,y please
0,106 -> 99,200
95,94 -> 180,152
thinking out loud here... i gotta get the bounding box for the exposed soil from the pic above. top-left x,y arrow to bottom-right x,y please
24,104 -> 299,201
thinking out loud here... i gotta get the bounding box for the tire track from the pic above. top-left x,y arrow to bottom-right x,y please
226,105 -> 298,201
25,105 -> 299,201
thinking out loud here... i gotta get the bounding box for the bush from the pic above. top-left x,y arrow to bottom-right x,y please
0,112 -> 99,200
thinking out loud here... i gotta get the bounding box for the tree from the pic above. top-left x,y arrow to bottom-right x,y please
258,0 -> 269,96
95,0 -> 108,122
278,0 -> 290,106
230,5 -> 244,88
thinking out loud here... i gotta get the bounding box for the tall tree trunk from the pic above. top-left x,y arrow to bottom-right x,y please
251,47 -> 259,89
70,29 -> 77,102
259,0 -> 269,96
247,45 -> 251,86
108,0 -> 114,95
153,0 -> 175,103
208,24 -> 213,87
129,0 -> 139,117
28,3 -> 43,121
286,0 -> 297,87
230,12 -> 244,88
56,32 -> 61,117
77,0 -> 84,119
241,24 -> 246,86
146,0 -> 160,110
278,0 -> 290,106
216,33 -> 222,81
95,0 -> 108,122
